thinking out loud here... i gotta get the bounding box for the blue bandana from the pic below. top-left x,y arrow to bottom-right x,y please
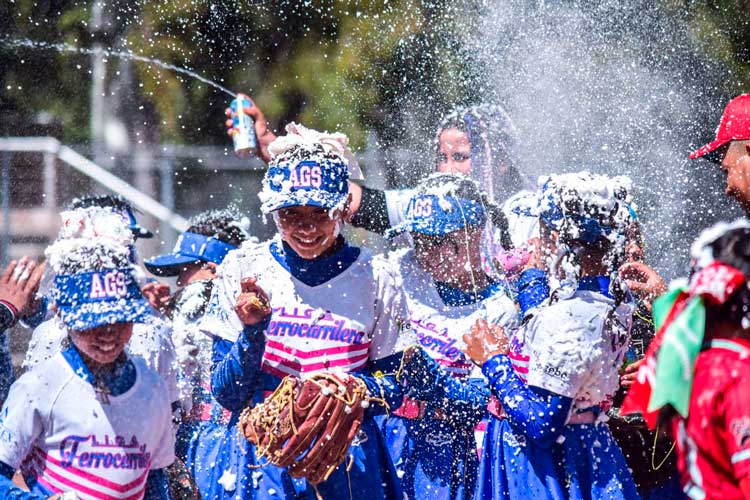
52,268 -> 150,331
144,232 -> 237,276
387,194 -> 485,238
261,158 -> 349,213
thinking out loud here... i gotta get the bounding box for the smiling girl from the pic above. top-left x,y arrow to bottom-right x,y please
0,211 -> 174,500
198,134 -> 411,500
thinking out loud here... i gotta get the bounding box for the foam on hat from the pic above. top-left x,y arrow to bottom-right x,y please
268,122 -> 363,181
45,207 -> 134,275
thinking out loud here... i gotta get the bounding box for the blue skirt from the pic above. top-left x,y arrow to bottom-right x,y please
476,417 -> 564,500
476,418 -> 640,500
186,413 -> 401,500
561,424 -> 640,500
180,420 -> 232,500
378,414 -> 478,500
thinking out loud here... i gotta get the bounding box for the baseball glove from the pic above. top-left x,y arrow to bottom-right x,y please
238,373 -> 372,485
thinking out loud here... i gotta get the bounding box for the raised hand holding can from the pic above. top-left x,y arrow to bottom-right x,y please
229,93 -> 257,157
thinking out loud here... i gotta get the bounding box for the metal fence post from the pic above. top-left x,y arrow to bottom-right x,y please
1,152 -> 11,261
159,157 -> 176,251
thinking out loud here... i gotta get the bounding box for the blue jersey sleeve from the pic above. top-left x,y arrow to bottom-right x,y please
517,268 -> 549,317
482,354 -> 571,448
144,468 -> 171,500
210,320 -> 268,412
0,461 -> 45,500
399,347 -> 489,423
350,352 -> 405,416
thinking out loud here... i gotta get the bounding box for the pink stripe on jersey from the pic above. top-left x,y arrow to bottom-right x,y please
265,339 -> 370,359
33,448 -> 150,495
508,351 -> 529,362
33,462 -> 146,500
511,364 -> 528,374
262,351 -> 369,375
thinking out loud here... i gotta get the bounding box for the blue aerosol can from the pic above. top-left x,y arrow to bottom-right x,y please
230,93 -> 257,157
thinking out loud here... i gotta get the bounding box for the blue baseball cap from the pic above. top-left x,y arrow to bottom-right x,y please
52,268 -> 151,331
260,157 -> 349,214
144,232 -> 237,276
387,194 -> 486,238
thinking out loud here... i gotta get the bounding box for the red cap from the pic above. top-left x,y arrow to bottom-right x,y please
690,93 -> 750,162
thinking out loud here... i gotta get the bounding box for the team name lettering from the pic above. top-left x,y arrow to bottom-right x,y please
267,319 -> 367,344
289,164 -> 322,188
89,271 -> 128,299
414,331 -> 463,360
59,434 -> 151,470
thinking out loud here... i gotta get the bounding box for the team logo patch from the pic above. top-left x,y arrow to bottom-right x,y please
89,271 -> 129,299
731,417 -> 750,448
288,163 -> 322,188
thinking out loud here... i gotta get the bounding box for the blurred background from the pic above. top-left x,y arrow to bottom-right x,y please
1,0 -> 750,278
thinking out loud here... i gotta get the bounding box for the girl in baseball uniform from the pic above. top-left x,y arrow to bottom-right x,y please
199,134 -> 410,500
378,173 -> 520,500
462,172 -> 640,500
0,214 -> 174,500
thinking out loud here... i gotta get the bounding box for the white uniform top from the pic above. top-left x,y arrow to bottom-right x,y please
389,248 -> 519,378
200,240 -> 410,379
23,316 -> 181,408
0,354 -> 174,500
507,289 -> 632,417
502,189 -> 539,248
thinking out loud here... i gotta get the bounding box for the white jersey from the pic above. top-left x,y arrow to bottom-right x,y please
507,289 -> 632,417
0,354 -> 174,499
170,281 -> 216,418
200,240 -> 410,379
23,315 -> 181,407
389,249 -> 519,378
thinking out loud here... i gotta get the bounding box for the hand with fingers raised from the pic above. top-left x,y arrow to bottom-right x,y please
0,257 -> 46,329
463,318 -> 510,366
234,277 -> 272,326
225,94 -> 277,163
619,261 -> 666,312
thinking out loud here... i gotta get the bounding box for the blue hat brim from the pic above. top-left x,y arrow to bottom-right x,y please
57,298 -> 152,332
144,253 -> 202,277
261,192 -> 347,214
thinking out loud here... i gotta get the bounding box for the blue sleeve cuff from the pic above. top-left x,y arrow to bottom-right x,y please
517,268 -> 549,317
482,353 -> 512,382
19,297 -> 48,329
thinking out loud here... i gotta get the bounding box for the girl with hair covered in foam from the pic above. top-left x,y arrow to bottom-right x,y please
0,211 -> 174,500
458,172 -> 640,500
377,173 -> 519,500
198,129 -> 410,500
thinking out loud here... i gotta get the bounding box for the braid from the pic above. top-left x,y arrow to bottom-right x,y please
479,191 -> 513,249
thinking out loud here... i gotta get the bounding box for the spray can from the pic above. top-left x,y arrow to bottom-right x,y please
230,94 -> 257,157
